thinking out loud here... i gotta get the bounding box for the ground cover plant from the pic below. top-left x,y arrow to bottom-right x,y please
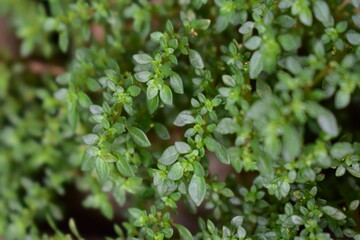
1,0 -> 360,239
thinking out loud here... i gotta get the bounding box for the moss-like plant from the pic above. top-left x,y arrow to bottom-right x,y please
1,0 -> 360,239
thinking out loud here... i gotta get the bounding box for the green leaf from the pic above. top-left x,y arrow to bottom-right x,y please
215,15 -> 229,32
193,19 -> 211,30
162,228 -> 174,238
347,164 -> 360,178
68,103 -> 78,131
90,104 -> 104,114
282,125 -> 301,161
352,14 -> 360,28
150,32 -> 163,43
249,51 -> 263,79
128,208 -> 145,218
299,8 -> 313,26
317,109 -> 339,137
244,36 -> 262,50
322,206 -> 346,220
253,141 -> 274,179
167,162 -> 184,180
82,134 -> 99,145
147,95 -> 159,114
170,72 -> 184,94
133,54 -> 152,64
285,56 -> 302,75
78,92 -> 92,108
175,141 -> 191,154
237,226 -> 246,238
278,34 -> 300,52
313,1 -> 332,26
127,126 -> 151,148
264,135 -> 281,159
69,218 -> 83,240
189,49 -> 204,69
276,15 -> 296,28
216,118 -> 237,134
189,174 -> 206,206
154,123 -> 170,140
116,154 -> 134,177
336,165 -> 346,177
166,20 -> 174,33
193,161 -> 205,177
175,224 -> 194,240
228,147 -> 242,173
215,144 -> 230,164
204,137 -> 220,152
346,31 -> 360,45
349,200 -> 360,211
81,150 -> 96,171
291,215 -> 304,225
351,0 -> 360,7
280,181 -> 290,197
86,78 -> 101,92
204,137 -> 230,164
173,110 -> 196,126
256,80 -> 272,98
168,39 -> 178,49
127,86 -> 141,97
239,21 -> 255,34
95,158 -> 109,183
335,90 -> 350,109
147,85 -> 158,99
56,72 -> 71,85
330,142 -> 354,159
134,71 -> 152,83
158,146 -> 179,165
159,85 -> 173,105
231,216 -> 244,228
59,30 -> 69,52
222,75 -> 236,87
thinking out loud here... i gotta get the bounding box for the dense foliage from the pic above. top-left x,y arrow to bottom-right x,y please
1,0 -> 360,239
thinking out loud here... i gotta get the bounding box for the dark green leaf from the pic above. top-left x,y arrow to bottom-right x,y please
189,174 -> 206,206
239,21 -> 255,34
167,162 -> 183,180
95,158 -> 109,183
159,85 -> 173,105
133,54 -> 152,64
249,51 -> 263,79
175,224 -> 194,240
317,109 -> 339,137
313,1 -> 332,26
127,126 -> 151,147
173,110 -> 195,126
158,146 -> 179,165
135,71 -> 152,83
346,31 -> 360,45
244,36 -> 262,50
147,85 -> 158,99
59,30 -> 69,52
330,142 -> 354,159
322,206 -> 346,220
81,151 -> 96,171
154,123 -> 170,140
222,75 -> 236,87
82,134 -> 99,145
282,125 -> 301,161
170,72 -> 184,94
116,154 -> 134,177
175,141 -> 191,154
216,118 -> 237,134
189,49 -> 204,69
